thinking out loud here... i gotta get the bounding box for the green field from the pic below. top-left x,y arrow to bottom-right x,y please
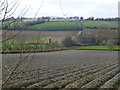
81,20 -> 118,29
29,21 -> 78,30
2,20 -> 118,52
2,36 -> 65,51
2,43 -> 64,51
28,20 -> 118,30
68,46 -> 120,50
3,36 -> 65,44
2,20 -> 118,31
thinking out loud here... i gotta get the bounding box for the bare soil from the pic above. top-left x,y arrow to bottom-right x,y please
2,50 -> 119,88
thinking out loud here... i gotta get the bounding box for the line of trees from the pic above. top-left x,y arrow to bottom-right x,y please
85,17 -> 119,21
3,16 -> 119,22
62,29 -> 119,47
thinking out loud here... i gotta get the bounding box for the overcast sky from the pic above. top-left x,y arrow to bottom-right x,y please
11,0 -> 119,19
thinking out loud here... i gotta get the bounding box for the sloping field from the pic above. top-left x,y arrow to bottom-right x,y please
2,30 -> 80,45
27,21 -> 82,31
2,50 -> 119,88
2,30 -> 79,43
2,30 -> 78,37
81,20 -> 118,29
29,20 -> 118,30
29,21 -> 78,29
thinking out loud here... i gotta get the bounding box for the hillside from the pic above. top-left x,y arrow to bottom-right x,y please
27,21 -> 81,31
2,20 -> 118,31
27,20 -> 118,31
81,20 -> 118,29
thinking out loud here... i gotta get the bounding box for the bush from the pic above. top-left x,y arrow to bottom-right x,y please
106,40 -> 115,50
62,37 -> 78,47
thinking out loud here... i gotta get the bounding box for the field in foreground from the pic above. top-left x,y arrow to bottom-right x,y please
2,50 -> 119,88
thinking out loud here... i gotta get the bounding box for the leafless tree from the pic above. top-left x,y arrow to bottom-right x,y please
0,0 -> 40,88
1,0 -> 67,88
0,0 -> 31,42
78,29 -> 118,45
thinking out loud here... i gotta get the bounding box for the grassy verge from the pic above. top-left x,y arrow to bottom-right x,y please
68,46 -> 120,50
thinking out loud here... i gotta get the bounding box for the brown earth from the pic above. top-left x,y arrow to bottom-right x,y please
2,30 -> 79,40
2,50 -> 119,88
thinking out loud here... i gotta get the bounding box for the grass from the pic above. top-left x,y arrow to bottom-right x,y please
81,20 -> 118,29
28,20 -> 118,31
2,43 -> 64,51
2,20 -> 118,31
2,36 -> 65,44
2,36 -> 65,51
2,20 -> 118,30
2,44 -> 45,51
68,46 -> 120,50
29,21 -> 78,30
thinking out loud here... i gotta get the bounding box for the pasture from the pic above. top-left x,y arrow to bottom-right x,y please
81,20 -> 118,29
27,20 -> 118,30
30,21 -> 78,29
2,20 -> 118,31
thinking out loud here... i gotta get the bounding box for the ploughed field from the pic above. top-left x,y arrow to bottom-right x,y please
2,30 -> 79,42
2,50 -> 119,88
2,30 -> 78,37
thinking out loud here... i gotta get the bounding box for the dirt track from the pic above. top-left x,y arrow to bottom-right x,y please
2,50 -> 119,88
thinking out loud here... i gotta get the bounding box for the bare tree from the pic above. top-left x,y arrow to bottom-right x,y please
0,0 -> 36,88
0,0 -> 31,42
78,29 -> 118,45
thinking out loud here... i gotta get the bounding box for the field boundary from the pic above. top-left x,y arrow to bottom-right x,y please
2,48 -> 119,54
2,48 -> 68,54
68,49 -> 119,51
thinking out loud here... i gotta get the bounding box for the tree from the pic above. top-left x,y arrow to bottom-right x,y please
62,37 -> 78,47
0,0 -> 30,42
78,29 -> 118,45
0,0 -> 38,88
80,17 -> 84,20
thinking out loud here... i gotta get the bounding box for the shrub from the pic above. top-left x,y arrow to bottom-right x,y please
62,37 -> 78,47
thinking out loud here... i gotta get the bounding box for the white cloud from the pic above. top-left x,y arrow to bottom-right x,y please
8,0 -> 119,18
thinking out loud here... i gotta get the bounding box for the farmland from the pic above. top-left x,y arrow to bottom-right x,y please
2,20 -> 119,52
29,21 -> 78,30
2,50 -> 119,88
2,20 -> 118,31
81,20 -> 118,29
27,20 -> 118,30
2,30 -> 79,45
2,30 -> 80,52
2,19 -> 120,89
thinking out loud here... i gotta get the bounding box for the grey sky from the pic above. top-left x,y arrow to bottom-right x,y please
12,0 -> 119,18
